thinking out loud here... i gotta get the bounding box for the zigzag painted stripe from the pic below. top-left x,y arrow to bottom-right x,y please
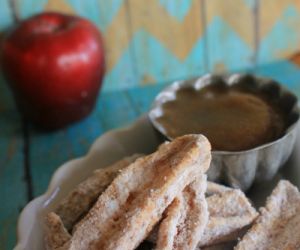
67,0 -> 125,32
206,16 -> 253,72
205,0 -> 254,48
65,0 -> 204,73
259,5 -> 300,63
103,30 -> 206,92
260,0 -> 300,37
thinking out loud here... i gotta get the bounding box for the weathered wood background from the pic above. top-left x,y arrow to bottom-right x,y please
1,1 -> 300,250
1,0 -> 300,92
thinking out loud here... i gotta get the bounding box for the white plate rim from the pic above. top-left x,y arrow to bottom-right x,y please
14,115 -> 157,250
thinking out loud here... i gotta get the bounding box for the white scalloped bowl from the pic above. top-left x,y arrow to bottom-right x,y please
14,116 -> 300,250
14,116 -> 161,250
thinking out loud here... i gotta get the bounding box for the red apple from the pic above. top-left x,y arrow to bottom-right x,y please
0,12 -> 105,129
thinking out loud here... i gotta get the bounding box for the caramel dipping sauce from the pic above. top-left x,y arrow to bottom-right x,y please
157,83 -> 287,151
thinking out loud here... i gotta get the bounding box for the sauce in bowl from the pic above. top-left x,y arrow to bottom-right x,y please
157,83 -> 286,151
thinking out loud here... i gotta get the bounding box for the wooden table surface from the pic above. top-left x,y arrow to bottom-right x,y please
1,60 -> 300,250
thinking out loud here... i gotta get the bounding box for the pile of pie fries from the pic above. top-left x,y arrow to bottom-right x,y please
44,135 -> 300,250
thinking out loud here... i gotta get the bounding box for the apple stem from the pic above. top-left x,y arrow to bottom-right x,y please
9,0 -> 20,23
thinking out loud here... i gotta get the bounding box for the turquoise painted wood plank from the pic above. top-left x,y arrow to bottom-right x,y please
126,84 -> 166,114
127,0 -> 206,86
30,107 -> 104,197
0,76 -> 27,250
30,115 -> 103,197
96,90 -> 140,130
258,1 -> 300,64
30,90 -> 139,196
204,0 -> 256,72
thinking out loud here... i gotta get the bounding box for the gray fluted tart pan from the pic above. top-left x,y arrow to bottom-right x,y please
149,74 -> 300,191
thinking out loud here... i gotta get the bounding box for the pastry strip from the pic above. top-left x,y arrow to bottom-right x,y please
66,134 -> 211,250
155,197 -> 183,250
148,185 -> 257,248
235,180 -> 300,250
45,154 -> 141,249
156,175 -> 208,250
198,189 -> 257,247
44,212 -> 71,250
55,154 -> 141,230
206,182 -> 231,197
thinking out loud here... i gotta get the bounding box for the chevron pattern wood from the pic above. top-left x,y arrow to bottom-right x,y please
205,0 -> 255,72
1,0 -> 300,92
259,0 -> 300,63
